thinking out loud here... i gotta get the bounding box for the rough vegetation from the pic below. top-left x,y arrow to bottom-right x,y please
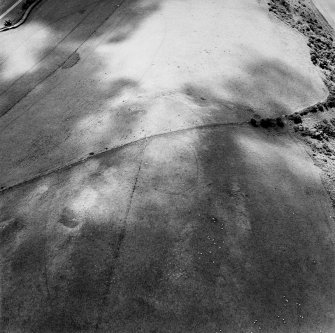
294,118 -> 335,141
250,1 -> 335,212
264,1 -> 335,213
268,0 -> 335,89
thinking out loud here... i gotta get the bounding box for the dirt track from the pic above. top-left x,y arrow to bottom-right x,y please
1,0 -> 335,332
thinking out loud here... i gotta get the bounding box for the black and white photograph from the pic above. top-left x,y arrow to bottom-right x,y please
1,0 -> 335,332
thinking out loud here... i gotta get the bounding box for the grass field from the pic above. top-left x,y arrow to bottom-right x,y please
0,0 -> 335,332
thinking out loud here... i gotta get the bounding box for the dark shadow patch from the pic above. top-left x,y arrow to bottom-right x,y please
223,53 -> 326,116
183,83 -> 256,121
185,125 -> 335,332
0,217 -> 23,246
107,1 -> 161,44
11,233 -> 46,273
36,220 -> 122,332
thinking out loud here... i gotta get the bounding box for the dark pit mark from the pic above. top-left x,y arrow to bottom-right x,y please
58,208 -> 80,229
0,218 -> 23,244
62,52 -> 80,69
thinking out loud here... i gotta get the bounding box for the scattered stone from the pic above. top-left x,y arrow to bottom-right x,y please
314,131 -> 323,140
210,216 -> 218,223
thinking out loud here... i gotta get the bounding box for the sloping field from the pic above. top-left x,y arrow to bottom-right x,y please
1,0 -> 335,332
0,0 -> 327,187
1,125 -> 335,332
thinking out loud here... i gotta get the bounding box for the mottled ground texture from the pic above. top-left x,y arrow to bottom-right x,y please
1,0 -> 335,332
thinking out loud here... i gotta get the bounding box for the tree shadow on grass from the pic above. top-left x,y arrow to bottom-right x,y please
0,3 -> 334,332
0,0 -> 166,189
221,51 -> 327,117
182,49 -> 326,122
0,0 -> 164,116
106,0 -> 161,44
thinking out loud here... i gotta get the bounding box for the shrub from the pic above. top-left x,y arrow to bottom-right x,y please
288,113 -> 302,124
250,118 -> 258,127
276,117 -> 285,127
293,114 -> 302,124
260,118 -> 276,128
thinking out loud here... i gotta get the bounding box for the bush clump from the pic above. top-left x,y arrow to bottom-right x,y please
288,113 -> 302,124
260,118 -> 276,128
4,20 -> 12,27
276,117 -> 285,127
326,95 -> 335,108
250,118 -> 258,127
